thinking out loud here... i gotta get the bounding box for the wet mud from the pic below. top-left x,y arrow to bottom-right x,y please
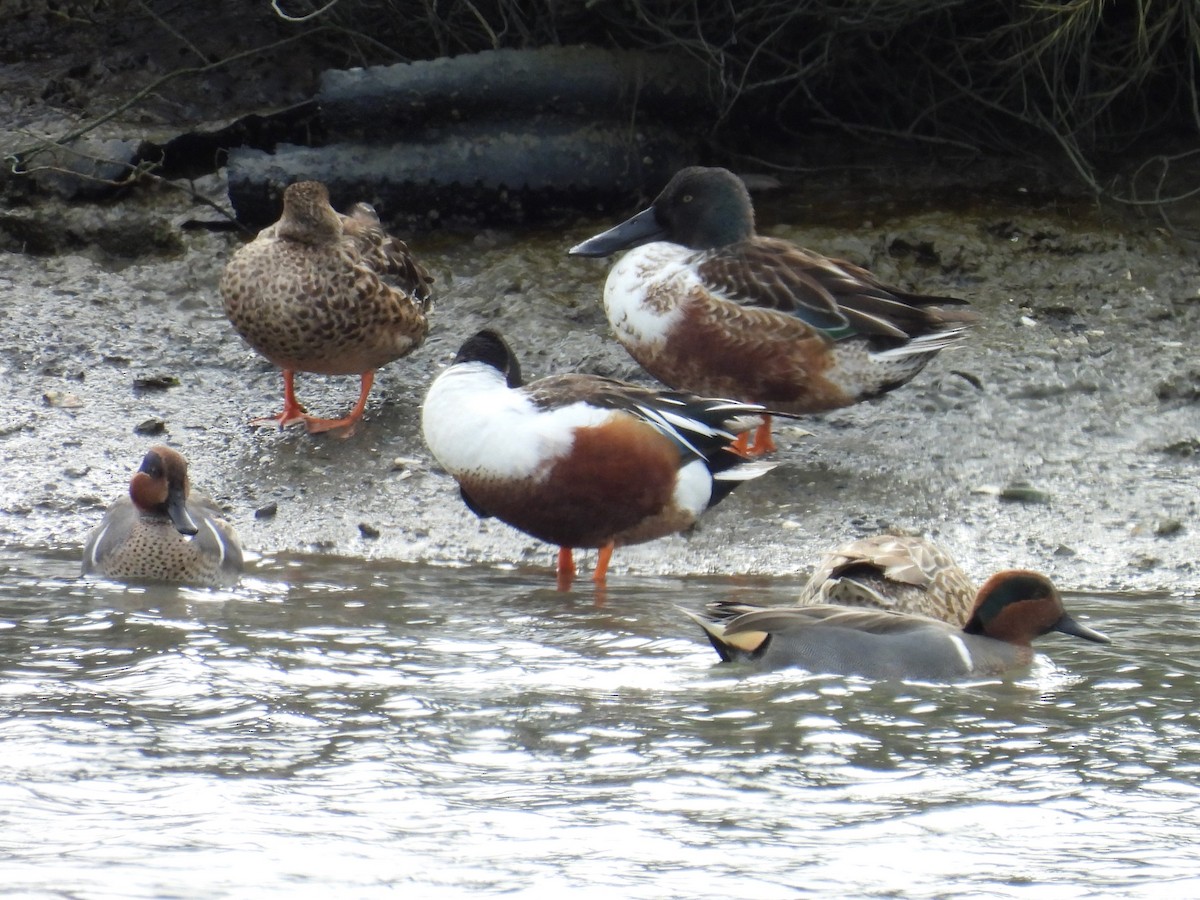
1,171 -> 1197,596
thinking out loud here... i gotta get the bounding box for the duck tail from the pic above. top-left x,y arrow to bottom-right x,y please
707,459 -> 776,506
679,604 -> 769,663
871,324 -> 974,360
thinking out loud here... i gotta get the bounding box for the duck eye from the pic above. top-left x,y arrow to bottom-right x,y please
682,194 -> 693,203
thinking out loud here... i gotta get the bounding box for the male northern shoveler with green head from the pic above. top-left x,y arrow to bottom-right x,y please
797,533 -> 978,627
683,570 -> 1110,680
421,329 -> 782,593
220,180 -> 434,435
82,445 -> 243,587
569,166 -> 978,454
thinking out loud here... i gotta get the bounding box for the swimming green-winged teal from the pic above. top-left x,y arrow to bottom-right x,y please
82,445 -> 243,587
421,329 -> 783,592
569,166 -> 978,454
220,180 -> 434,435
797,534 -> 977,626
683,570 -> 1110,680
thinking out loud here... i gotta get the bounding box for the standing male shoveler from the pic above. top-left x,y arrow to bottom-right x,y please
569,166 -> 978,454
421,329 -> 784,593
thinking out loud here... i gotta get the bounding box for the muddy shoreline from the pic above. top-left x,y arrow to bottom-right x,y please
0,168 -> 1196,597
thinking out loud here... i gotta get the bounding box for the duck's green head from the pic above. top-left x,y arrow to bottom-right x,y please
568,166 -> 755,256
650,166 -> 756,250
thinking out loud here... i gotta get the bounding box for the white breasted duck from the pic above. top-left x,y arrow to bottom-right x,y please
569,166 -> 978,454
220,180 -> 434,435
684,570 -> 1110,680
82,445 -> 243,587
421,329 -> 783,592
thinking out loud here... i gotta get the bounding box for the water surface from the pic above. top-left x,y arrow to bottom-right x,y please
0,549 -> 1196,898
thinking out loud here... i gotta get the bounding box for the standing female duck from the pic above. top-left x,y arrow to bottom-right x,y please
569,166 -> 977,453
220,180 -> 434,435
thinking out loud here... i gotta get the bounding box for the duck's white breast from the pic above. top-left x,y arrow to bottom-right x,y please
602,243 -> 698,349
422,364 -> 613,481
673,458 -> 713,517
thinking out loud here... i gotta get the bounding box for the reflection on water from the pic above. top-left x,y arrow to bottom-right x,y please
0,548 -> 1197,898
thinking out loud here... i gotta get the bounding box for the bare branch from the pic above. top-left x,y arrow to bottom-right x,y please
272,0 -> 341,24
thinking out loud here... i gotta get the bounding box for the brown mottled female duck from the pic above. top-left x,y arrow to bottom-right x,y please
220,180 -> 434,435
797,534 -> 978,627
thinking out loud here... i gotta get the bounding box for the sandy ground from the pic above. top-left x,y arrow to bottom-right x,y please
1,168 -> 1197,596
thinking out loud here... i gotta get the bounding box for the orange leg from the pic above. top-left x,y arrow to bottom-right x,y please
591,543 -> 615,608
250,369 -> 309,429
556,546 -> 576,592
304,370 -> 375,435
748,415 -> 776,455
592,543 -> 615,588
252,370 -> 375,436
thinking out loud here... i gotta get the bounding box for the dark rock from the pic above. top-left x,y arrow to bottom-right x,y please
1154,518 -> 1183,537
134,417 -> 166,435
1155,367 -> 1200,402
133,374 -> 181,391
999,481 -> 1052,504
16,137 -> 147,198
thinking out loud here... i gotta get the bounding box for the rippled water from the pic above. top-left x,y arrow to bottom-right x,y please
1,548 -> 1197,898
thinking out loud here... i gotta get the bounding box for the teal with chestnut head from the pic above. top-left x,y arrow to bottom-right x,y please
82,445 -> 243,587
684,569 -> 1109,681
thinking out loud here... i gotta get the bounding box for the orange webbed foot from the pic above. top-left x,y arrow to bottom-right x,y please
303,414 -> 361,437
249,404 -> 309,431
303,370 -> 374,437
748,416 -> 776,455
731,416 -> 775,457
250,370 -> 372,437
